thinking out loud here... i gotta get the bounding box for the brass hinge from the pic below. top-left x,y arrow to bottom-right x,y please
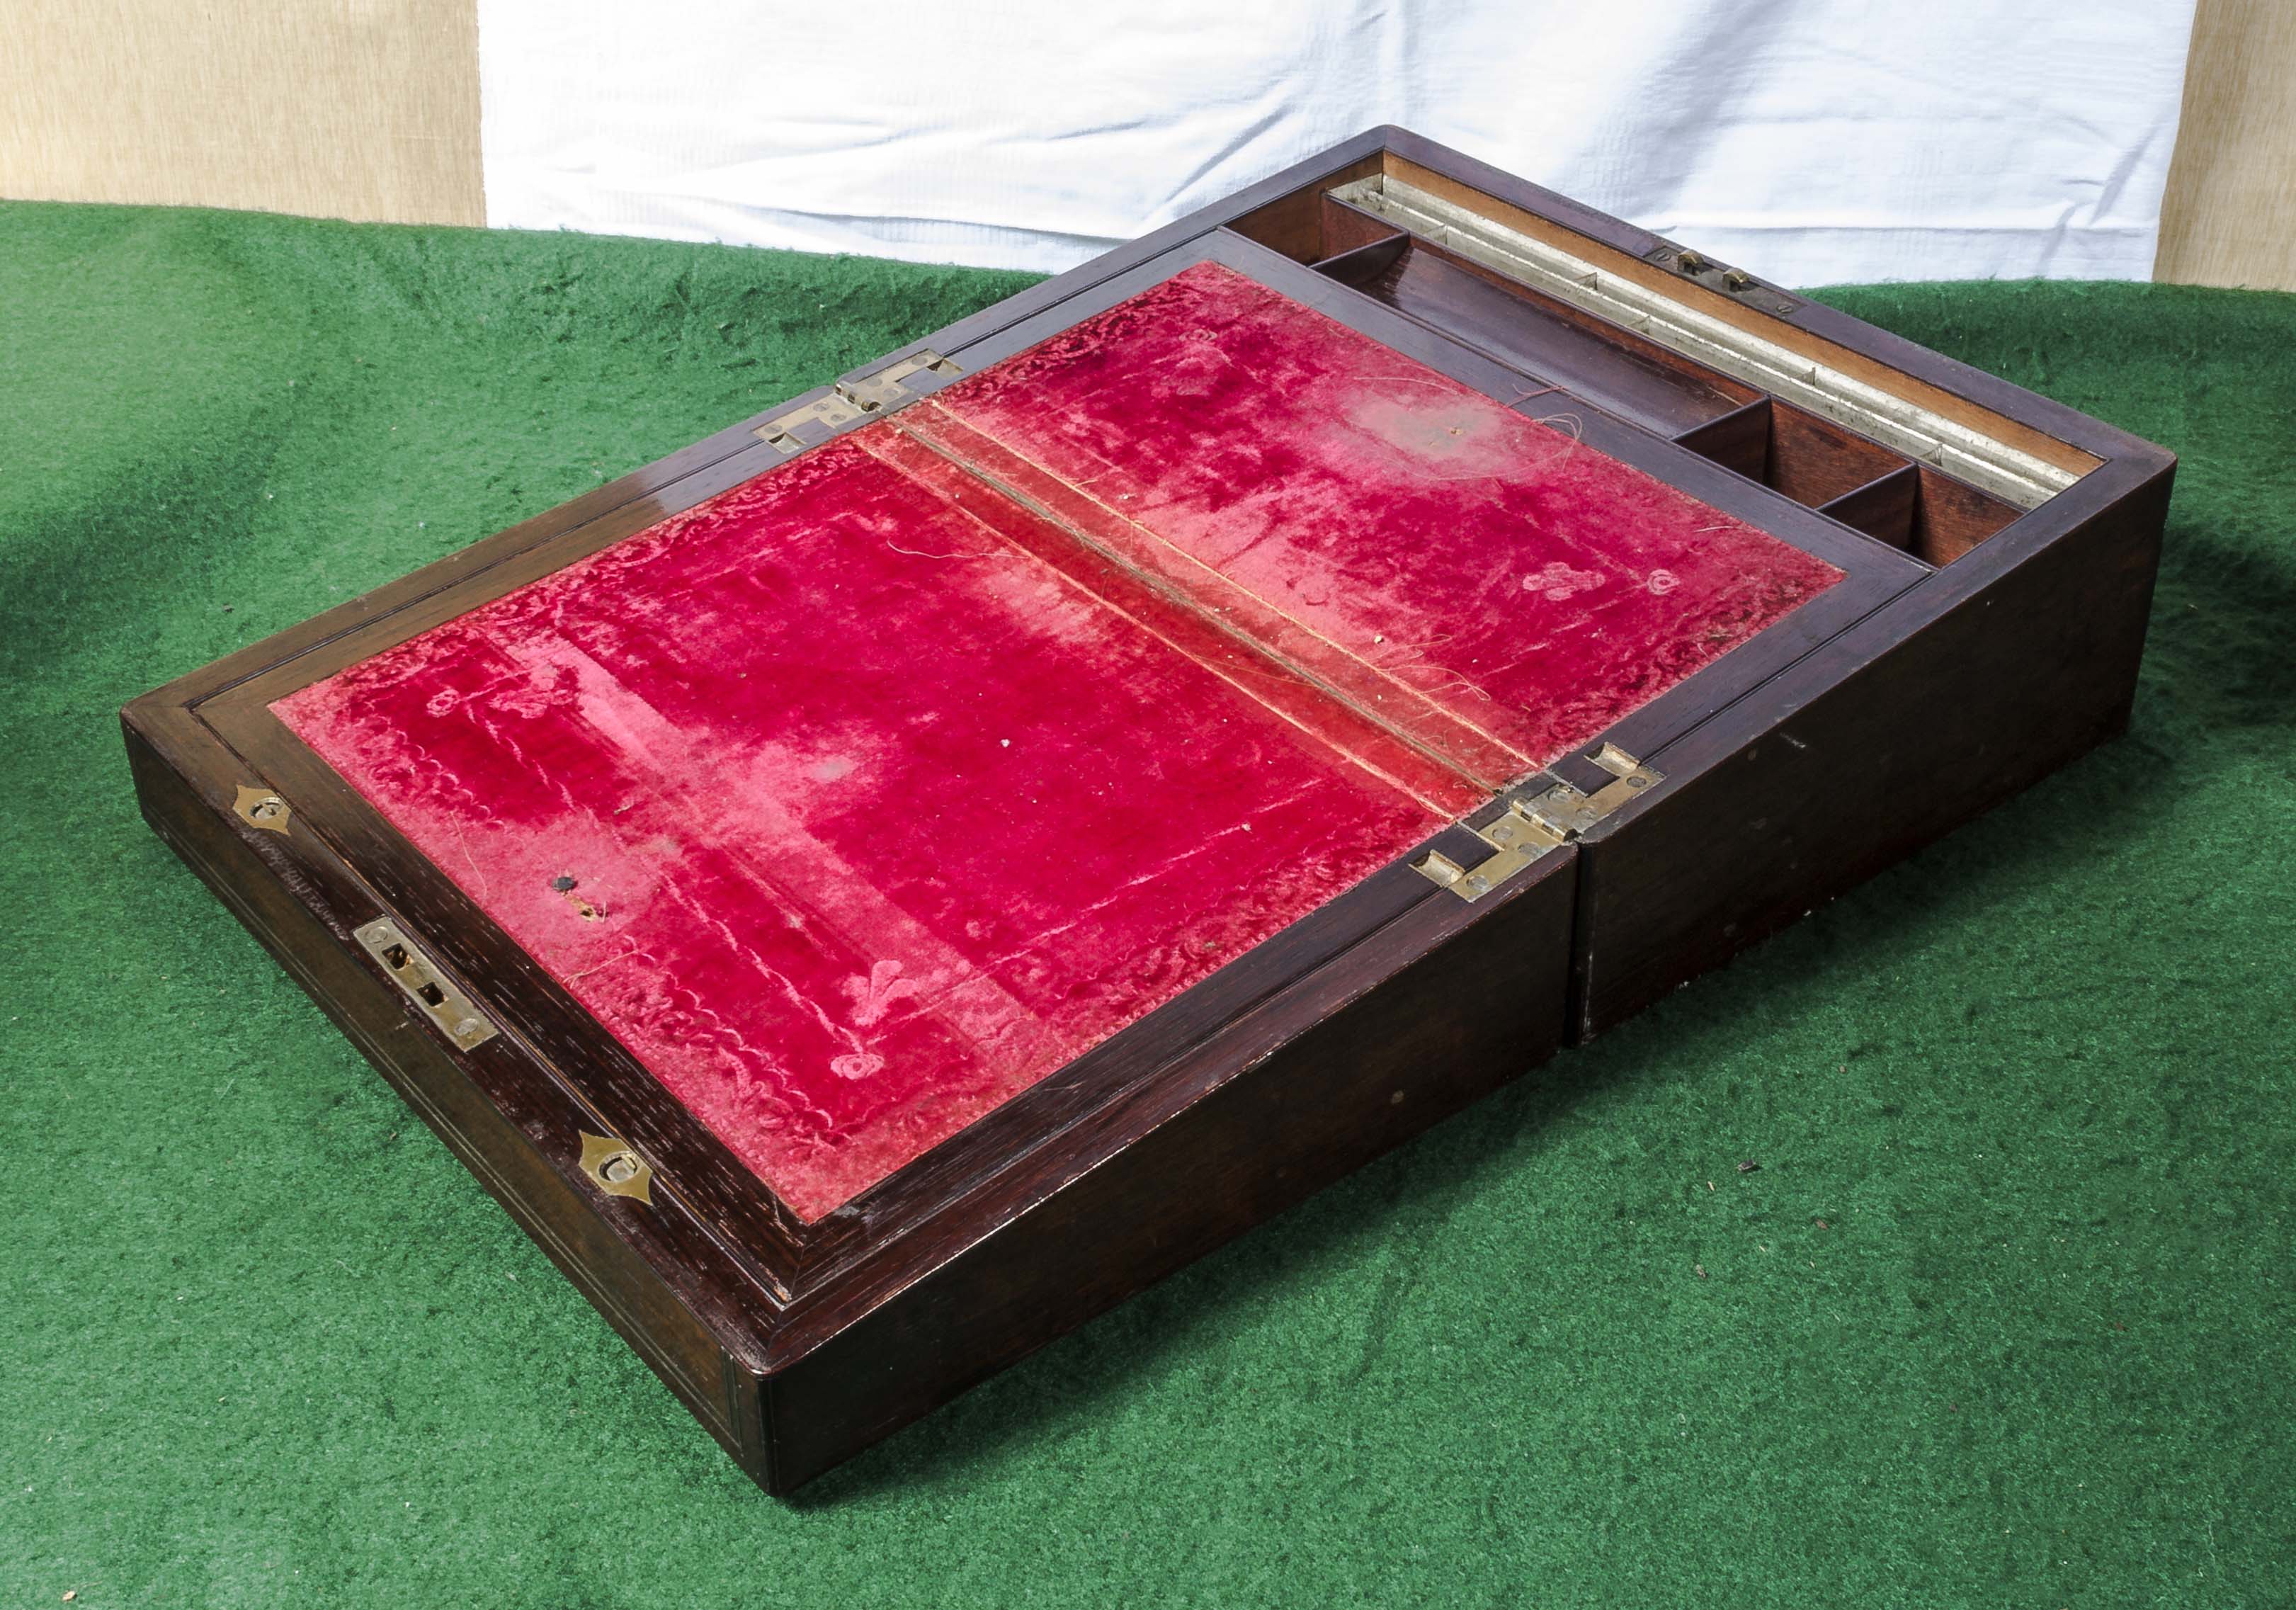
1642,242 -> 1798,317
1414,744 -> 1661,902
754,350 -> 962,453
354,917 -> 498,1050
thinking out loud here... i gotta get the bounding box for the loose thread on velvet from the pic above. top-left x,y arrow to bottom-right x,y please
886,540 -> 985,560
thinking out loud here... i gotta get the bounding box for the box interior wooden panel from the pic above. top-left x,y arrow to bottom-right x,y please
125,127 -> 2172,1495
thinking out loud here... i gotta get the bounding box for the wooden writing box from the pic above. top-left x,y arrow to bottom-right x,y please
125,128 -> 2173,1493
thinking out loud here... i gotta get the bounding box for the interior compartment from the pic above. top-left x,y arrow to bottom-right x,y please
1227,154 -> 2086,566
1754,398 -> 1908,507
1670,397 -> 1771,481
1316,191 -> 1406,259
1309,199 -> 1757,438
1809,465 -> 2026,564
1672,397 -> 2024,561
1906,465 -> 2026,565
1814,463 -> 1919,548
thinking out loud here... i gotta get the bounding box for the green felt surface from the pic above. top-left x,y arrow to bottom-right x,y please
3,200 -> 2292,1608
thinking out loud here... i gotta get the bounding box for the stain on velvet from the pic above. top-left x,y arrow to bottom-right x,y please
274,260 -> 1841,1223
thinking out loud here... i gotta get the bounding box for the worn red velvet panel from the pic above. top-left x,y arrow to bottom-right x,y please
275,259 -> 1839,1222
924,262 -> 1842,784
275,433 -> 1458,1221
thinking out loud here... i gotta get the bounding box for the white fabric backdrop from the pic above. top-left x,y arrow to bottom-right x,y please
477,1 -> 2196,286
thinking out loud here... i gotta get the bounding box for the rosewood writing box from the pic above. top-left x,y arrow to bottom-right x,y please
125,128 -> 2173,1493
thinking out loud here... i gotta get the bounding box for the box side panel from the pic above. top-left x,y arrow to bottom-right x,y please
1568,458 -> 2173,1038
122,709 -> 769,1484
758,853 -> 1576,1493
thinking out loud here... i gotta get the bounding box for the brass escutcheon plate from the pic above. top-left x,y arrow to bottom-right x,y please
579,1133 -> 654,1205
233,784 -> 292,834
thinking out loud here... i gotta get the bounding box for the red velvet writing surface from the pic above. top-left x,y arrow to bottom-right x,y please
921,262 -> 1841,785
275,433 -> 1460,1220
275,260 -> 1838,1221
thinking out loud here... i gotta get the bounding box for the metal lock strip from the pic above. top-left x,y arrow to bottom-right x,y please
354,917 -> 499,1050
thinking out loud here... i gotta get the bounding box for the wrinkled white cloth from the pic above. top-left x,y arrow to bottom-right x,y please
478,1 -> 2195,285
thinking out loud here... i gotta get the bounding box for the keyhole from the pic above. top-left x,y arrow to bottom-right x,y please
601,1151 -> 640,1184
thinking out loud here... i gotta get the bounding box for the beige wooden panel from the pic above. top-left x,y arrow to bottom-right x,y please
2156,0 -> 2296,290
0,0 -> 483,227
